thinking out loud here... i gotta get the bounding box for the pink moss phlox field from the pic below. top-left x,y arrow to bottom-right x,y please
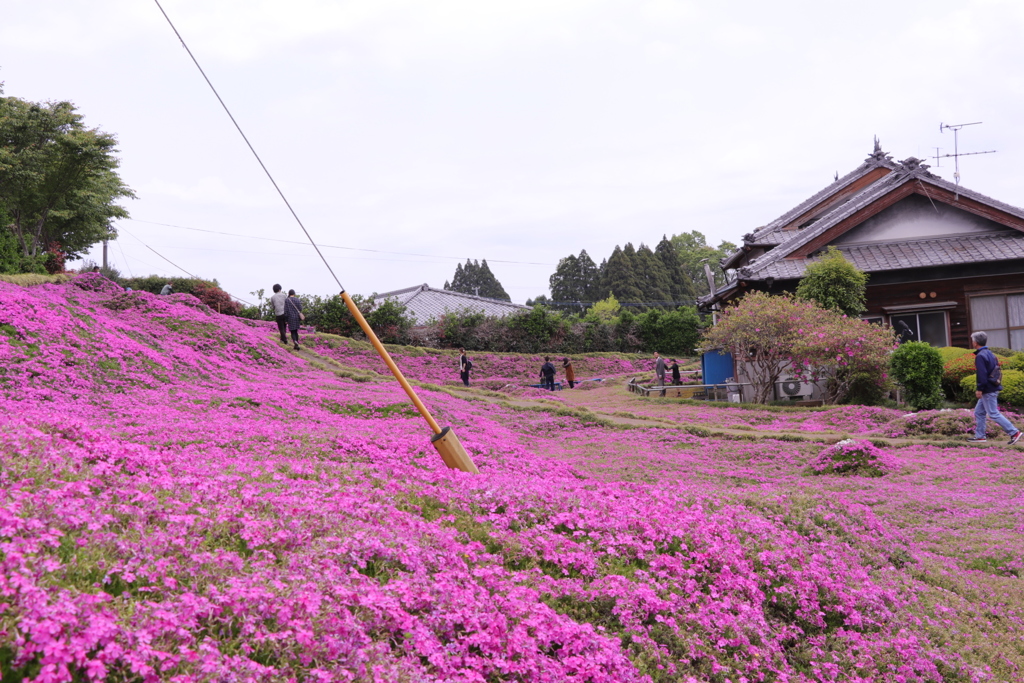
1,276 -> 1021,681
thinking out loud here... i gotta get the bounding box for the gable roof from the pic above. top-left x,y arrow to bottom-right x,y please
372,283 -> 530,324
704,142 -> 1024,307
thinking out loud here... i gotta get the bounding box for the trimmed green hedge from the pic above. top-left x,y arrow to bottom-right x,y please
960,369 -> 1024,407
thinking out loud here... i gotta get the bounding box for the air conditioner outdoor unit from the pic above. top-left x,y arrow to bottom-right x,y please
776,379 -> 815,400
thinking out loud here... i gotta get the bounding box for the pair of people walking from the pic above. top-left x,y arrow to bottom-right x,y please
537,357 -> 575,390
270,284 -> 304,350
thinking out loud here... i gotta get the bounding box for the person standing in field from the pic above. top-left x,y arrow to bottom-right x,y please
968,331 -> 1022,444
459,348 -> 471,386
670,359 -> 681,385
540,357 -> 557,391
562,358 -> 575,389
654,352 -> 667,396
284,289 -> 304,351
270,284 -> 289,344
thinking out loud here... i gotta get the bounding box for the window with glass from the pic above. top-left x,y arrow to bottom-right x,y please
970,293 -> 1024,350
890,311 -> 948,347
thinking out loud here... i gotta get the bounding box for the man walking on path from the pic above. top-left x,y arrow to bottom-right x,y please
540,357 -> 557,391
459,348 -> 471,387
968,331 -> 1022,444
654,352 -> 667,396
670,359 -> 681,385
270,284 -> 289,344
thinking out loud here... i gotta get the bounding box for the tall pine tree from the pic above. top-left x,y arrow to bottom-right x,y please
655,234 -> 696,304
603,245 -> 643,304
444,259 -> 510,301
634,243 -> 672,308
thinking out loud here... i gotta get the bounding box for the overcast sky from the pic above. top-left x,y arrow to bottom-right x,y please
3,0 -> 1023,304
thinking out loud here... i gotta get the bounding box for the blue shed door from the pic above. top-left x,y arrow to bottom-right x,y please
701,350 -> 733,385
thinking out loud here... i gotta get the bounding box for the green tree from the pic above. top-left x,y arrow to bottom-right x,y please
603,244 -> 643,304
0,89 -> 134,260
548,249 -> 599,312
795,246 -> 868,317
445,258 -> 510,301
585,292 -> 620,323
633,243 -> 673,308
890,341 -> 944,410
670,230 -> 737,298
655,234 -> 695,305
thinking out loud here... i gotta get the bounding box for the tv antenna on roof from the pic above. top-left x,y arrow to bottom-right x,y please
934,121 -> 996,200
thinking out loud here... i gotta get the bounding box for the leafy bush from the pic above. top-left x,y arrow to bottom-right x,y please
809,439 -> 897,476
841,370 -> 893,407
0,225 -> 48,274
962,369 -> 1024,407
937,346 -> 972,364
193,282 -> 241,316
942,354 -> 979,402
988,346 -> 1014,357
1003,353 -> 1024,372
795,246 -> 868,316
890,341 -> 943,410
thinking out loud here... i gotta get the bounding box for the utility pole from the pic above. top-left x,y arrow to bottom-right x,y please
102,239 -> 108,270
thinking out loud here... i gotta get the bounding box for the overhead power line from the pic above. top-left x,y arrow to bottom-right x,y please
118,225 -> 253,305
123,218 -> 555,267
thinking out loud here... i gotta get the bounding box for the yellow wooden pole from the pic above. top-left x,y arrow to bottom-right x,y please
338,292 -> 479,474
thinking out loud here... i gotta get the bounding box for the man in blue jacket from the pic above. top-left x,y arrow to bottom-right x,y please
968,331 -> 1022,444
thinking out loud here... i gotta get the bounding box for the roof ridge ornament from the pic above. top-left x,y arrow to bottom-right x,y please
866,136 -> 892,164
898,156 -> 932,175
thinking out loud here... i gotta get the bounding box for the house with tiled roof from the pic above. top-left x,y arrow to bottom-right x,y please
700,140 -> 1024,349
372,283 -> 530,325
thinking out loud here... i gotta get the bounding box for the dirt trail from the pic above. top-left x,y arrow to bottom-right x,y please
291,346 -> 1004,449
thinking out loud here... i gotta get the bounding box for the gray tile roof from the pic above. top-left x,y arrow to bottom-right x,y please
702,144 -> 1024,309
372,283 -> 530,324
754,233 -> 1024,280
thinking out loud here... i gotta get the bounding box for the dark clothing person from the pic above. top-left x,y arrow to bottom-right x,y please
971,345 -> 1020,442
540,361 -> 556,391
670,361 -> 681,385
285,295 -> 304,349
563,359 -> 575,389
459,353 -> 471,386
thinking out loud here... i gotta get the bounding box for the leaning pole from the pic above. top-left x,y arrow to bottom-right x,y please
338,291 -> 479,473
153,0 -> 479,474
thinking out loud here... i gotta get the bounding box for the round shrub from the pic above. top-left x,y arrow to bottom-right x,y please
942,353 -> 978,401
809,438 -> 898,476
988,346 -> 1014,357
960,369 -> 1024,407
891,341 -> 944,410
1003,353 -> 1024,372
937,346 -> 972,364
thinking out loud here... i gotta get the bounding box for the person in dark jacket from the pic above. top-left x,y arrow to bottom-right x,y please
968,331 -> 1021,444
670,359 -> 681,385
562,358 -> 575,389
284,289 -> 304,350
459,348 -> 471,386
540,357 -> 556,391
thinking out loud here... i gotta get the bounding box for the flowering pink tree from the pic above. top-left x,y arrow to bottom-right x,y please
703,292 -> 894,404
791,309 -> 895,404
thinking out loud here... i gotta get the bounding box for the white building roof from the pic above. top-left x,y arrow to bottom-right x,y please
372,283 -> 530,324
